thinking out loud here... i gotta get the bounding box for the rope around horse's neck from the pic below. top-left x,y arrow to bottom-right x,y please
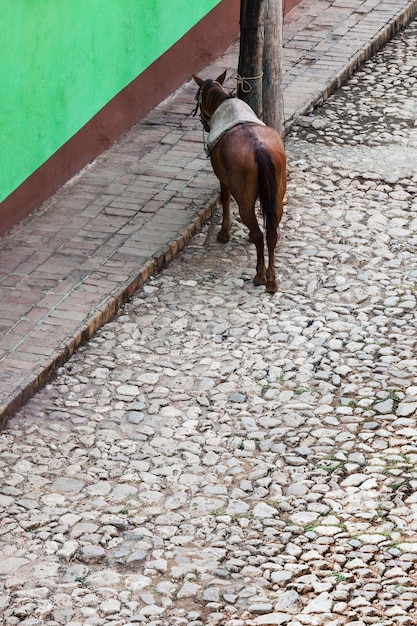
236,71 -> 264,93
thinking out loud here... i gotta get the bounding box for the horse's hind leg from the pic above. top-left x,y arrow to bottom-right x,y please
217,183 -> 232,243
237,201 -> 266,286
265,194 -> 283,293
265,224 -> 278,293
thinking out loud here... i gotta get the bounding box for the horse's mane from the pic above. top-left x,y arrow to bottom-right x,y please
203,81 -> 232,115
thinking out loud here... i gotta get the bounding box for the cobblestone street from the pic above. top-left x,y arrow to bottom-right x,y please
1,16 -> 417,626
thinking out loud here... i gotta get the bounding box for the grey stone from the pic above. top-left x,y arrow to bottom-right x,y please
249,603 -> 274,614
51,477 -> 85,493
126,411 -> 145,424
126,551 -> 148,567
303,592 -> 333,613
100,598 -> 121,615
275,590 -> 300,613
253,502 -> 277,518
396,401 -> 417,416
0,558 -> 30,574
177,582 -> 201,598
202,587 -> 221,602
61,564 -> 89,583
255,614 -> 291,625
229,393 -> 247,403
374,399 -> 394,414
78,545 -> 107,564
271,571 -> 293,584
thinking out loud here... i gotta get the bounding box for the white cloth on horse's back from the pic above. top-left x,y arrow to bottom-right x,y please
206,98 -> 265,155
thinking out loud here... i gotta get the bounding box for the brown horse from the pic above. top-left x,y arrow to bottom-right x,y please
193,71 -> 286,293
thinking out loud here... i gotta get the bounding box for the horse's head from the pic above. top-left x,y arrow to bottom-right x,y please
192,70 -> 230,132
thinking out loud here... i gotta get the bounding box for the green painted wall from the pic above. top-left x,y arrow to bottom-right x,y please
0,0 -> 221,204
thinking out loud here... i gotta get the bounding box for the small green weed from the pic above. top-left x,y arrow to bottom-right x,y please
332,571 -> 346,583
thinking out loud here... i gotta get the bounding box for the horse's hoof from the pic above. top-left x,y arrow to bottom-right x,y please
217,230 -> 230,243
266,281 -> 278,294
253,274 -> 266,286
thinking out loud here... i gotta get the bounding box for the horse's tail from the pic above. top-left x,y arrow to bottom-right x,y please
254,144 -> 279,234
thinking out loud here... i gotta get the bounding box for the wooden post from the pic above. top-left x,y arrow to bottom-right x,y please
237,0 -> 264,117
262,0 -> 284,136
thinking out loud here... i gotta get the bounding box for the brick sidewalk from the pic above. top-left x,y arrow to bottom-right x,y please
1,0 -> 416,427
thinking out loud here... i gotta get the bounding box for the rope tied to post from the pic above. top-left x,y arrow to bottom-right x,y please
236,71 -> 264,93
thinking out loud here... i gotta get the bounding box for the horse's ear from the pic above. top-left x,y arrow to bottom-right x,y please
193,74 -> 204,87
216,70 -> 227,85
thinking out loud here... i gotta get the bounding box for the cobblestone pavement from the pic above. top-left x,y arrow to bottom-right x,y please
1,17 -> 417,626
